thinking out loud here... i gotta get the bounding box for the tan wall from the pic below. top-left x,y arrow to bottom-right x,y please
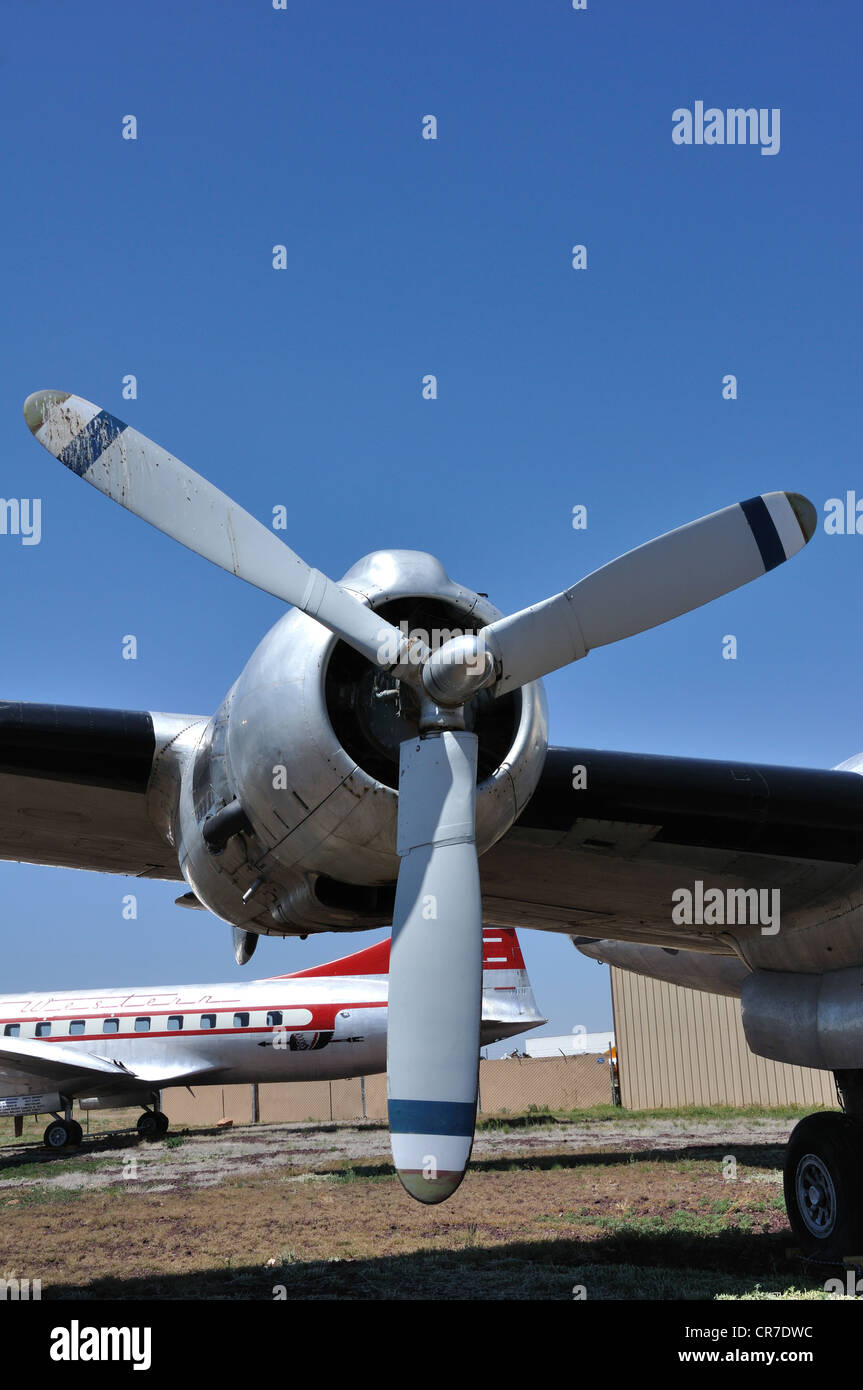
162,972 -> 836,1126
258,1076 -> 387,1123
610,967 -> 836,1110
162,1054 -> 614,1127
160,1083 -> 254,1126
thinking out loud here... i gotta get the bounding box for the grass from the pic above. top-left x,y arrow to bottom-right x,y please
0,1106 -> 837,1299
0,1185 -> 115,1207
1,1155 -> 127,1179
326,1163 -> 391,1184
477,1110 -> 562,1130
45,1246 -> 836,1302
477,1103 -> 823,1130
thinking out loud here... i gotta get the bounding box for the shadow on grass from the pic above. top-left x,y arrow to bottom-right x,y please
478,1142 -> 786,1173
316,1140 -> 785,1185
0,1118 -> 392,1176
42,1227 -> 828,1301
0,1124 -> 238,1174
255,1120 -> 390,1137
0,1127 -> 784,1189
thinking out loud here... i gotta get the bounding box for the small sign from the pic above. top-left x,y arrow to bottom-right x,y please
0,1091 -> 62,1117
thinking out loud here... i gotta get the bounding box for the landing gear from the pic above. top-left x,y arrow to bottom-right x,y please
43,1117 -> 83,1149
783,1110 -> 863,1260
137,1109 -> 170,1140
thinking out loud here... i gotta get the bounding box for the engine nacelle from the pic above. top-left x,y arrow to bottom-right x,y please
742,967 -> 863,1069
174,550 -> 548,935
575,938 -> 749,999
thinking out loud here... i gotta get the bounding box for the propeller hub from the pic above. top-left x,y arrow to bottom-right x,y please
421,634 -> 496,707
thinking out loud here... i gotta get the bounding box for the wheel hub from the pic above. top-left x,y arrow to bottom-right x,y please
796,1153 -> 837,1237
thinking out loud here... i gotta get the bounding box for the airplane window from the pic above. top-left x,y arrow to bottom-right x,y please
267,1011 -> 282,1026
35,1021 -> 51,1037
103,1018 -> 119,1034
4,1024 -> 19,1037
167,1016 -> 182,1031
69,1020 -> 85,1036
200,1014 -> 216,1029
134,1017 -> 151,1033
233,1012 -> 249,1028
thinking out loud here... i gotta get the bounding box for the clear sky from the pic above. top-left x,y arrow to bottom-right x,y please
1,1 -> 862,1052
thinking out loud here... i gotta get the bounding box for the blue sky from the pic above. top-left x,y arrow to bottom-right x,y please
1,1 -> 862,1050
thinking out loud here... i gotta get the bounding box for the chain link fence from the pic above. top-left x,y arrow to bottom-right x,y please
478,1053 -> 617,1114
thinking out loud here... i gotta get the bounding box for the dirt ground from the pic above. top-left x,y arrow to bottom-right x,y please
0,1108 -> 846,1300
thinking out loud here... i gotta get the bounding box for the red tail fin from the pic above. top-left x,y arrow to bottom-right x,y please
270,936 -> 390,980
480,927 -> 526,972
268,927 -> 525,980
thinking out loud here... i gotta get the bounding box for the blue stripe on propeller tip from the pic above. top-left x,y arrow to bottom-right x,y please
740,496 -> 785,572
57,410 -> 126,477
389,1099 -> 477,1137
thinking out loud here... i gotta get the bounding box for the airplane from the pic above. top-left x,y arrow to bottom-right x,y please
9,387 -> 860,1255
0,927 -> 542,1149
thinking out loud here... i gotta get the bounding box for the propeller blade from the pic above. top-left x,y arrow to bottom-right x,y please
387,731 -> 482,1204
23,390 -> 421,674
479,492 -> 816,696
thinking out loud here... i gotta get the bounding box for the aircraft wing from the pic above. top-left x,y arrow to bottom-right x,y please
0,701 -> 204,879
480,746 -> 863,950
3,702 -> 863,953
0,1034 -> 217,1097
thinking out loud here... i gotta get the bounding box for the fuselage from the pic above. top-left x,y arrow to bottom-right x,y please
0,974 -> 389,1090
0,930 -> 541,1102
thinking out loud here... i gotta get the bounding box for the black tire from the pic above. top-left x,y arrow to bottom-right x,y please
784,1112 -> 863,1260
66,1119 -> 83,1146
43,1120 -> 71,1149
137,1111 -> 160,1139
153,1110 -> 169,1136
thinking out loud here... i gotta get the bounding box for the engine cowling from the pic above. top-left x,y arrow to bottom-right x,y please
174,550 -> 548,935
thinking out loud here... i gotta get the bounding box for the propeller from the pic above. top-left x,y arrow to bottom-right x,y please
22,391 -> 427,679
422,491 -> 816,704
24,389 -> 817,1204
387,730 -> 482,1202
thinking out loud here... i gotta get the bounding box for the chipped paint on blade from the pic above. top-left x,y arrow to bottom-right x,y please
20,387 -> 412,667
23,390 -> 70,434
22,391 -> 104,463
55,409 -> 127,478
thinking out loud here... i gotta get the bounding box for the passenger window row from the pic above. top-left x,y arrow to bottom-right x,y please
3,1010 -> 285,1038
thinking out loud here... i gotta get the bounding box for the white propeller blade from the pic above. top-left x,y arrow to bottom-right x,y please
478,492 -> 815,696
23,390 -> 422,675
387,731 -> 482,1204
